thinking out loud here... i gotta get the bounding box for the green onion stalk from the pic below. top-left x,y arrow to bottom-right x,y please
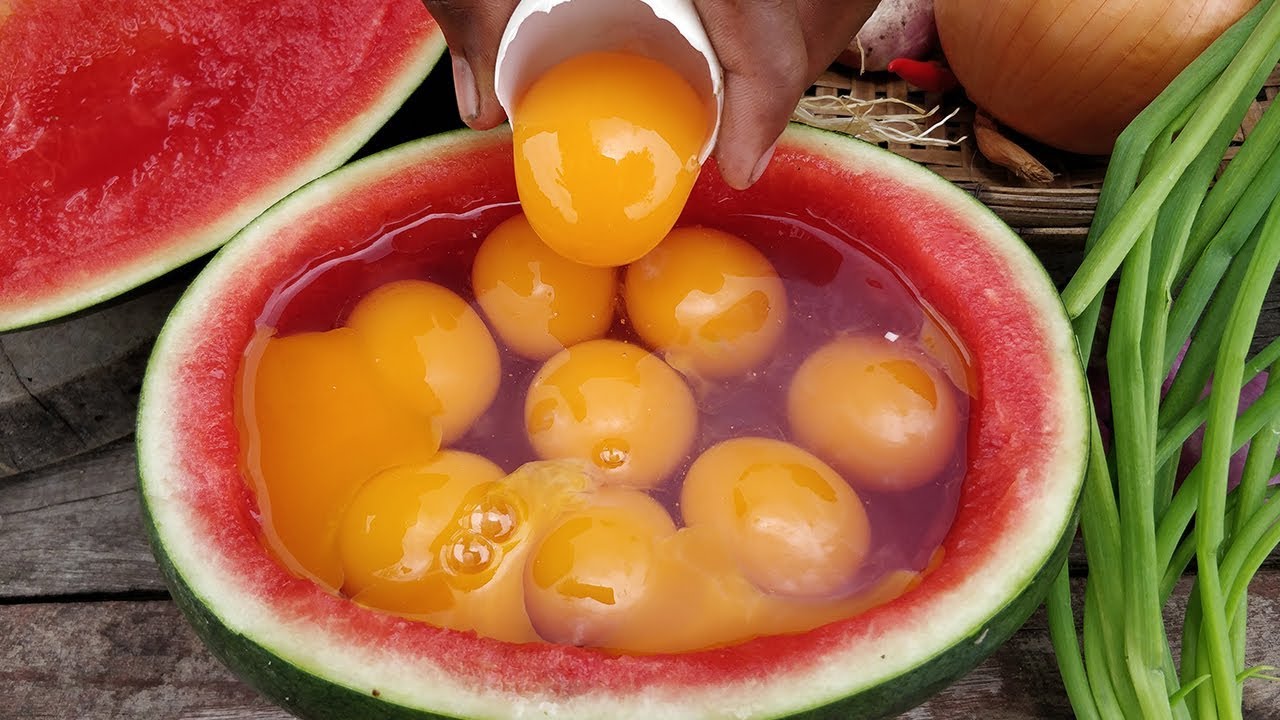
1045,1 -> 1280,718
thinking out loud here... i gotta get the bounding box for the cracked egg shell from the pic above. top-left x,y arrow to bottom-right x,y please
494,0 -> 723,162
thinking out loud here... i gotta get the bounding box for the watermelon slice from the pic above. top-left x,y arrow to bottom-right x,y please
0,0 -> 444,331
137,125 -> 1088,719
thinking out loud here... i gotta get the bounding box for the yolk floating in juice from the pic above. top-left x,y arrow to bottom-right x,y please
512,51 -> 710,267
623,227 -> 788,378
347,280 -> 502,444
520,474 -> 910,655
680,437 -> 871,597
788,335 -> 961,492
524,339 -> 697,489
524,487 -> 677,648
472,212 -> 618,360
236,327 -> 441,590
336,451 -> 505,606
641,525 -> 919,653
349,458 -> 609,644
239,202 -> 974,654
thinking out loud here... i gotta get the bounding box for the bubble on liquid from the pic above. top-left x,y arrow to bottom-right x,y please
442,530 -> 499,576
593,438 -> 630,471
466,496 -> 519,543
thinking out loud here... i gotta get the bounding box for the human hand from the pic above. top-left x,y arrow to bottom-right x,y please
422,0 -> 878,189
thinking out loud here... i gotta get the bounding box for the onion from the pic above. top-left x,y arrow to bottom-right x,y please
934,0 -> 1257,155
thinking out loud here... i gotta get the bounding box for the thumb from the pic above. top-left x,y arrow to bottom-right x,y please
423,1 -> 518,129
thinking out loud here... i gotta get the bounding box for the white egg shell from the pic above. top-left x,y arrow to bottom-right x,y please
494,0 -> 724,162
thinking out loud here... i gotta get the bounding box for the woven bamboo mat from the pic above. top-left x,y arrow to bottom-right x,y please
798,66 -> 1280,246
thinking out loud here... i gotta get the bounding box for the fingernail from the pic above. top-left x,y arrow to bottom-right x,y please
452,54 -> 479,124
749,141 -> 778,186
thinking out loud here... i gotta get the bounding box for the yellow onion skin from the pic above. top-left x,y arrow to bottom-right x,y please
935,0 -> 1256,155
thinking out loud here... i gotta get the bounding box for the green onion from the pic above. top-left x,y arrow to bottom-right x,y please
1049,3 -> 1280,718
1155,369 -> 1280,574
1111,216 -> 1173,717
1167,137 -> 1280,371
1060,0 -> 1280,319
1159,485 -> 1280,603
1047,565 -> 1102,720
1189,194 -> 1280,717
1156,334 -> 1280,468
1071,0 -> 1273,360
1183,86 -> 1280,277
1161,226 -> 1264,432
1165,141 -> 1280,374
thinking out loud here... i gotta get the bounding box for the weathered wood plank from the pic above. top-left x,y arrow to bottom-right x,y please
0,601 -> 282,720
0,439 -> 165,598
0,280 -> 185,479
4,575 -> 1278,720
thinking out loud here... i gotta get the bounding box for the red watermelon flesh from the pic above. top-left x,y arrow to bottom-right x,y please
138,127 -> 1088,719
0,0 -> 443,330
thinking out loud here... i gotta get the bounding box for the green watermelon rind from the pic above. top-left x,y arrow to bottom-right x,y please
0,23 -> 447,333
137,124 -> 1089,720
143,489 -> 1078,720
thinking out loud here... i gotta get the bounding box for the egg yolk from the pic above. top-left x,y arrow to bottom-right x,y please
236,327 -> 441,590
623,227 -> 787,378
350,458 -> 606,643
345,279 -> 502,444
680,437 -> 871,597
524,488 -> 677,648
512,51 -> 710,267
525,339 -> 697,489
663,524 -> 918,649
787,335 -> 961,492
422,458 -> 609,643
336,451 -> 505,606
624,526 -> 768,653
472,212 -> 618,360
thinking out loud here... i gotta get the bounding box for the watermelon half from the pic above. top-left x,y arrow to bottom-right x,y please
137,125 -> 1089,719
0,0 -> 444,331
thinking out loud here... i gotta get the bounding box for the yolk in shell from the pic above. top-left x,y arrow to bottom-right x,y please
345,279 -> 502,444
787,335 -> 961,491
512,51 -> 710,267
336,451 -> 505,608
623,226 -> 787,378
236,326 -> 441,590
680,437 -> 871,597
524,339 -> 697,489
471,212 -> 618,360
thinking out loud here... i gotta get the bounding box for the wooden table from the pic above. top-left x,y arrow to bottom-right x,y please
4,51 -> 1280,712
3,249 -> 1280,720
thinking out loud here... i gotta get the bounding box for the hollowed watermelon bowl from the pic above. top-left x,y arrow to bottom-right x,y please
136,124 -> 1089,719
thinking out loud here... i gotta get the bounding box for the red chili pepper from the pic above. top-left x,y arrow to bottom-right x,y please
887,58 -> 958,93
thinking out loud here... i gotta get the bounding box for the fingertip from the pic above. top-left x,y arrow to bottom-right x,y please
468,100 -> 509,131
450,53 -> 507,130
714,142 -> 756,191
749,139 -> 779,186
716,161 -> 750,191
716,136 -> 780,191
451,54 -> 480,125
